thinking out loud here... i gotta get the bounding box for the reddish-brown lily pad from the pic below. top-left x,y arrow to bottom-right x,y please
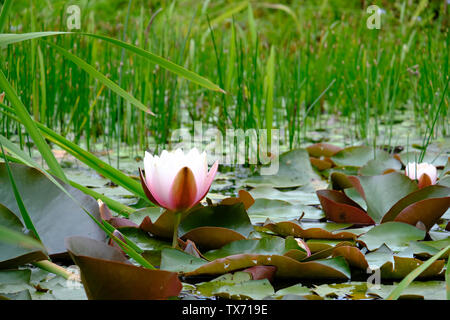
316,189 -> 375,225
98,200 -> 138,229
221,190 -> 255,210
242,265 -> 277,282
65,236 -> 182,300
332,246 -> 369,270
181,227 -> 247,250
310,157 -> 333,171
306,143 -> 342,158
381,185 -> 450,230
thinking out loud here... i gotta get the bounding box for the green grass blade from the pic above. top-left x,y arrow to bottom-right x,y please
0,225 -> 46,252
0,71 -> 67,183
82,33 -> 225,93
45,41 -> 155,116
446,257 -> 450,300
0,134 -> 134,217
0,31 -> 223,92
0,103 -> 146,201
386,245 -> 450,300
0,0 -> 13,32
0,142 -> 41,241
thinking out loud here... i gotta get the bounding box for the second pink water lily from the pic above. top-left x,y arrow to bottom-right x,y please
139,148 -> 219,211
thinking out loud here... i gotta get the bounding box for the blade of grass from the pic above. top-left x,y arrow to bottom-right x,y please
0,225 -> 46,252
0,31 -> 224,92
0,133 -> 134,217
0,0 -> 13,32
0,136 -> 147,268
0,70 -> 68,183
0,103 -> 147,201
45,41 -> 155,116
386,245 -> 450,300
0,141 -> 41,241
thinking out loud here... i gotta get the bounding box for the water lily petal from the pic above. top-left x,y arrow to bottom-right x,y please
169,166 -> 198,210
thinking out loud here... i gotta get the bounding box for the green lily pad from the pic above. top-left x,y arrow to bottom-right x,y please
312,282 -> 369,299
272,283 -> 311,298
367,281 -> 447,300
245,149 -> 319,188
248,186 -> 319,205
0,163 -> 105,256
248,198 -> 323,224
331,146 -> 389,168
0,203 -> 48,268
358,156 -> 402,176
195,272 -> 275,300
203,236 -> 308,261
348,172 -> 418,222
160,248 -> 208,273
357,222 -> 426,252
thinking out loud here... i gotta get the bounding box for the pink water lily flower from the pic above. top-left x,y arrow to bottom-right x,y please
405,162 -> 438,188
139,148 -> 219,211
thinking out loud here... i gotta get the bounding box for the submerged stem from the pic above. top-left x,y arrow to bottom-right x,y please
172,211 -> 182,248
33,260 -> 79,281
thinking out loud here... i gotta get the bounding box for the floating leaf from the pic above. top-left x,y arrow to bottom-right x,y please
183,254 -> 351,280
316,189 -> 375,225
306,143 -> 342,158
65,236 -> 182,300
331,146 -> 388,168
0,163 -> 105,256
0,203 -> 47,268
358,156 -> 402,176
262,220 -> 360,240
248,198 -> 323,224
357,222 -> 426,252
195,272 -> 275,300
381,185 -> 450,231
203,237 -> 308,261
245,149 -> 319,188
248,186 -> 319,205
220,190 -> 255,210
348,172 -> 418,222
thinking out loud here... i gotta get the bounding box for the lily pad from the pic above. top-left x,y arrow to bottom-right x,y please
203,236 -> 308,261
367,281 -> 447,300
348,172 -> 418,222
381,185 -> 450,231
316,190 -> 374,225
194,272 -> 275,300
0,163 -> 106,256
331,146 -> 389,168
248,186 -> 319,206
357,222 -> 426,252
248,198 -> 324,224
245,149 -> 319,188
0,203 -> 48,268
262,220 -> 360,240
306,143 -> 342,158
65,236 -> 182,300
